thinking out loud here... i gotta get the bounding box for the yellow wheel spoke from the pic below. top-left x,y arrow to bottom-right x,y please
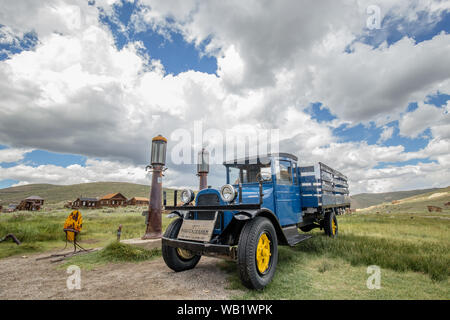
332,219 -> 337,235
256,233 -> 271,273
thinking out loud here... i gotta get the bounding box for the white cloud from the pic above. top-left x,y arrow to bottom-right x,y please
0,1 -> 449,193
378,126 -> 394,143
0,157 -> 200,190
136,0 -> 450,124
0,148 -> 33,163
399,102 -> 449,138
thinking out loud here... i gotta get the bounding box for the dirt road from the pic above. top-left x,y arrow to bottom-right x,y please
0,251 -> 242,300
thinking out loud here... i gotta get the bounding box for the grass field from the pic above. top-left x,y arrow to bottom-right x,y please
1,187 -> 449,299
220,210 -> 449,299
0,207 -> 171,259
60,241 -> 161,270
220,188 -> 450,299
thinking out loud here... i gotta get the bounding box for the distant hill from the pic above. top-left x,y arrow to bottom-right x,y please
0,182 -> 178,205
350,187 -> 443,209
1,182 -> 448,211
357,186 -> 450,214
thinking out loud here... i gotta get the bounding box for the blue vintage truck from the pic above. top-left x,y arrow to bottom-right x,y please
162,153 -> 350,289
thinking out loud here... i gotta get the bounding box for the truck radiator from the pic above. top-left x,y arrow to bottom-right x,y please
196,193 -> 222,229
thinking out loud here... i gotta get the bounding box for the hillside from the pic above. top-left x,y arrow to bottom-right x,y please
350,187 -> 441,209
0,182 -> 178,205
358,186 -> 450,214
1,182 -> 448,211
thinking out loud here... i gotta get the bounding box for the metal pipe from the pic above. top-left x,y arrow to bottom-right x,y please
197,148 -> 209,190
117,224 -> 122,241
198,172 -> 208,190
142,164 -> 163,239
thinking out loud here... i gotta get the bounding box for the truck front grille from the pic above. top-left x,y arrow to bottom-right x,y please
196,193 -> 221,229
197,193 -> 220,206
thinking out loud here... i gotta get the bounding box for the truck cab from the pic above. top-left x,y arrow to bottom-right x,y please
162,153 -> 350,289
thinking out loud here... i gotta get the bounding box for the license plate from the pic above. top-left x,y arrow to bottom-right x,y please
178,215 -> 217,242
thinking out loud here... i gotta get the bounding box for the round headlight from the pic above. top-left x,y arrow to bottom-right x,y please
220,184 -> 237,203
180,189 -> 195,204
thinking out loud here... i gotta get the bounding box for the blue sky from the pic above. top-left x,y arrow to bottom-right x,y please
308,92 -> 449,152
98,0 -> 217,75
0,1 -> 449,193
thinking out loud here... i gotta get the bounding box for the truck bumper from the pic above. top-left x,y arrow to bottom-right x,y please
162,237 -> 237,260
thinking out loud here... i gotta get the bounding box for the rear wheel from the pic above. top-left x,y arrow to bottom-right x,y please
162,218 -> 201,272
323,210 -> 338,237
237,217 -> 278,290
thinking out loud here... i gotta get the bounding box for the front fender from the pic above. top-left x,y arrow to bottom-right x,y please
232,209 -> 289,245
167,211 -> 183,218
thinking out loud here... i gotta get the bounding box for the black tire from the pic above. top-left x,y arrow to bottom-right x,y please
162,218 -> 201,272
323,210 -> 338,237
237,217 -> 278,290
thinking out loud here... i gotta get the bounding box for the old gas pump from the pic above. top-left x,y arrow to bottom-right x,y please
142,135 -> 167,239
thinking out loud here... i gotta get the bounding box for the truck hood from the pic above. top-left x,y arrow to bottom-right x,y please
196,184 -> 273,205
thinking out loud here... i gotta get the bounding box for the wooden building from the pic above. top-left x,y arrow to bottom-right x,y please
128,197 -> 149,206
100,193 -> 127,207
73,197 -> 99,209
6,204 -> 18,212
16,196 -> 44,211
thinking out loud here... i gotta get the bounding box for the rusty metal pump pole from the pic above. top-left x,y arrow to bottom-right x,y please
197,148 -> 209,190
142,135 -> 167,240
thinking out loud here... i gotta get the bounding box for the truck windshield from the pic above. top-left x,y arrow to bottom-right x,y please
228,163 -> 272,184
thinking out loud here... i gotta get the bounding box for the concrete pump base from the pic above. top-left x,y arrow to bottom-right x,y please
120,238 -> 162,250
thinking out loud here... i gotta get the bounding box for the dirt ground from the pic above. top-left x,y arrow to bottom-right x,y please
0,250 -> 243,300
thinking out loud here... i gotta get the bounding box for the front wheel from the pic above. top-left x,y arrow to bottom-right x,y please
323,210 -> 338,237
162,218 -> 201,272
237,217 -> 278,290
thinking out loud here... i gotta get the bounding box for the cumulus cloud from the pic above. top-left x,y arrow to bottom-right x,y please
0,0 -> 449,193
0,148 -> 33,163
399,102 -> 449,138
378,126 -> 394,143
0,158 -> 147,186
135,0 -> 450,123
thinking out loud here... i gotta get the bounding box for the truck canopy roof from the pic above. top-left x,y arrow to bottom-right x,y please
223,153 -> 298,166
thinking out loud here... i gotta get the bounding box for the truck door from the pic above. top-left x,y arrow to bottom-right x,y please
274,159 -> 301,226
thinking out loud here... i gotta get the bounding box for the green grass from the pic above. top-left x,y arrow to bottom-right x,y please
61,242 -> 161,270
220,210 -> 450,299
297,234 -> 448,281
0,208 -> 170,259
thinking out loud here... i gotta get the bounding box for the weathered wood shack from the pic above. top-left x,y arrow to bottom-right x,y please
100,193 -> 127,207
128,197 -> 149,206
16,196 -> 44,211
73,197 -> 100,209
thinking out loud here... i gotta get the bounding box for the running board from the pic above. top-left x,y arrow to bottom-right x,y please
282,226 -> 312,246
